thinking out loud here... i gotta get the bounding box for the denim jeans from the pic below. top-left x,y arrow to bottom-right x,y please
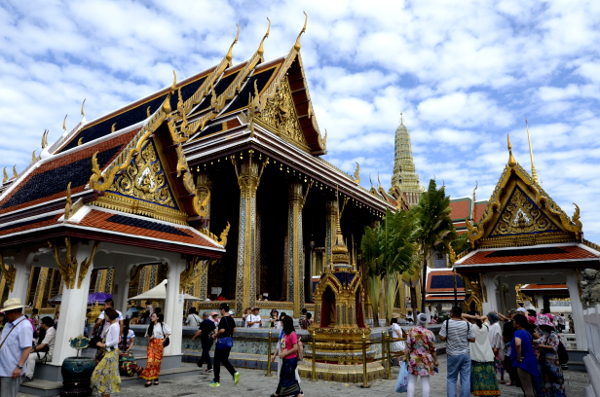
447,353 -> 471,397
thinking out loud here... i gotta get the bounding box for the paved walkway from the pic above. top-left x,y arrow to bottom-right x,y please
18,356 -> 590,397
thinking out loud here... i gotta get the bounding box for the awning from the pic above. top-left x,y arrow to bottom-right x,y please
128,279 -> 201,301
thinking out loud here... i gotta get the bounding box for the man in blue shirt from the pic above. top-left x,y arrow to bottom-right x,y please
0,298 -> 33,397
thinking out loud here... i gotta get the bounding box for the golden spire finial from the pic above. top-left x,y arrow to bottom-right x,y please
2,167 -> 8,183
525,119 -> 539,184
507,134 -> 516,167
41,129 -> 49,149
146,106 -> 151,118
12,165 -> 17,178
31,151 -> 36,164
400,112 -> 404,125
171,70 -> 177,94
354,162 -> 360,184
111,123 -> 116,133
226,24 -> 240,63
294,11 -> 308,52
62,114 -> 68,133
81,98 -> 86,118
258,18 -> 271,59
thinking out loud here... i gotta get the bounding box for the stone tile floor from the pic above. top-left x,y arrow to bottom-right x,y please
18,356 -> 591,397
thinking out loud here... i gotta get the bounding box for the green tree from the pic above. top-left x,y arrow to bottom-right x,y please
410,179 -> 458,314
361,208 -> 416,325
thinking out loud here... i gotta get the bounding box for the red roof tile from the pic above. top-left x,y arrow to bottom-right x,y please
459,245 -> 598,266
473,202 -> 487,222
73,209 -> 222,249
449,199 -> 470,221
0,214 -> 62,237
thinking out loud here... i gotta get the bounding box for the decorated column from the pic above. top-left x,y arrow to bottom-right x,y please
287,182 -> 305,317
7,251 -> 33,303
196,172 -> 212,300
50,239 -> 99,365
164,254 -> 186,356
232,152 -> 265,314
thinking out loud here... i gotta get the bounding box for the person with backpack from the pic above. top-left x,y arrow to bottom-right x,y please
139,313 -> 171,387
271,315 -> 302,397
439,306 -> 475,397
536,315 -> 566,397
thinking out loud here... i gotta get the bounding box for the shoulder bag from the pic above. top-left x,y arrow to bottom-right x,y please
216,317 -> 234,350
0,318 -> 28,350
161,323 -> 170,347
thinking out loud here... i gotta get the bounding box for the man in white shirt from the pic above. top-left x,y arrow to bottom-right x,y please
247,307 -> 262,329
185,308 -> 201,327
0,298 -> 33,397
24,317 -> 56,381
92,299 -> 124,342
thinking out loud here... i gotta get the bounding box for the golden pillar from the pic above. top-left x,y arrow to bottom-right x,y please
33,267 -> 49,309
196,172 -> 212,300
324,200 -> 338,269
233,154 -> 264,315
286,183 -> 305,317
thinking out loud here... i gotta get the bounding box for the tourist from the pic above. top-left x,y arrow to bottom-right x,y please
486,312 -> 504,383
185,308 -> 201,327
405,310 -> 414,324
211,311 -> 220,327
556,313 -> 565,333
118,319 -> 143,377
269,309 -> 280,329
210,303 -> 239,388
463,312 -> 500,396
390,313 -> 406,365
93,299 -> 125,344
298,308 -> 308,329
511,314 -> 540,397
91,307 -> 121,397
271,314 -> 301,390
304,312 -> 313,328
404,313 -> 438,397
536,315 -> 566,397
0,298 -> 33,397
497,309 -> 519,386
242,308 -> 252,327
439,306 -> 475,397
216,294 -> 226,301
31,308 -> 40,329
247,307 -> 262,328
139,313 -> 171,387
53,311 -> 59,328
271,315 -> 301,397
24,316 -> 55,382
145,301 -> 153,315
191,311 -> 216,372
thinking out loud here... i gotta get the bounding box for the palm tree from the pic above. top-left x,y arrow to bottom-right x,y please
361,209 -> 415,325
410,179 -> 457,314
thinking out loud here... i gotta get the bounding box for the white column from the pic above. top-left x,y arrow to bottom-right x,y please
52,243 -> 95,364
8,252 -> 33,303
565,269 -> 587,350
536,295 -> 544,310
164,256 -> 185,356
112,263 -> 133,314
482,273 -> 499,315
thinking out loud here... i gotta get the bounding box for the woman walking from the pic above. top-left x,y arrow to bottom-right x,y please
91,307 -> 121,397
390,313 -> 406,366
139,313 -> 171,387
403,313 -> 438,397
511,314 -> 540,397
271,315 -> 302,397
210,303 -> 240,388
536,315 -> 567,397
118,319 -> 143,376
463,312 -> 500,396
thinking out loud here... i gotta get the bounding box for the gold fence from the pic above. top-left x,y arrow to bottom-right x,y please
264,329 -> 407,387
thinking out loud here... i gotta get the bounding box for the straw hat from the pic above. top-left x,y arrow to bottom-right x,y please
2,298 -> 24,312
392,313 -> 400,319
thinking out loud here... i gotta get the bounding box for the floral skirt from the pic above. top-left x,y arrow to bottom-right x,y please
119,350 -> 144,377
540,352 -> 566,397
140,339 -> 164,380
91,349 -> 121,394
471,361 -> 501,396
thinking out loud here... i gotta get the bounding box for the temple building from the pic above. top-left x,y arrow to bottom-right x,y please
454,134 -> 600,350
0,20 -> 394,340
388,115 -> 423,208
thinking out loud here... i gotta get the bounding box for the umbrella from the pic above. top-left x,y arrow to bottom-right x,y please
126,306 -> 143,317
128,279 -> 202,301
87,292 -> 112,305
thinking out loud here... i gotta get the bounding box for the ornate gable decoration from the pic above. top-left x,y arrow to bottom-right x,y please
256,78 -> 310,151
467,137 -> 582,249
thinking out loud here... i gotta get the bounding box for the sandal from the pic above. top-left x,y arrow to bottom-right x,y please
145,381 -> 152,387
154,379 -> 159,385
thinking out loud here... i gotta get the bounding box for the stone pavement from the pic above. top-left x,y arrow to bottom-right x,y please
18,356 -> 590,397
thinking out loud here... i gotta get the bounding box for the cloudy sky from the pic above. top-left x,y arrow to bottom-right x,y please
1,0 -> 599,242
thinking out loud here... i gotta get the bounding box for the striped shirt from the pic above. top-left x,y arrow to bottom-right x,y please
439,319 -> 474,356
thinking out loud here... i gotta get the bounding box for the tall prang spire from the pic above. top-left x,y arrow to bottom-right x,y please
389,113 -> 423,207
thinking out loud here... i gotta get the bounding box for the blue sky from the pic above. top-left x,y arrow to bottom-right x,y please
1,0 -> 599,243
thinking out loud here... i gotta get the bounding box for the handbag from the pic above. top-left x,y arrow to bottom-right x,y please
161,323 -> 170,347
216,317 -> 234,350
395,361 -> 408,393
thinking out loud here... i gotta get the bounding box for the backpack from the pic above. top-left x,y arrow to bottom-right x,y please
557,339 -> 569,364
